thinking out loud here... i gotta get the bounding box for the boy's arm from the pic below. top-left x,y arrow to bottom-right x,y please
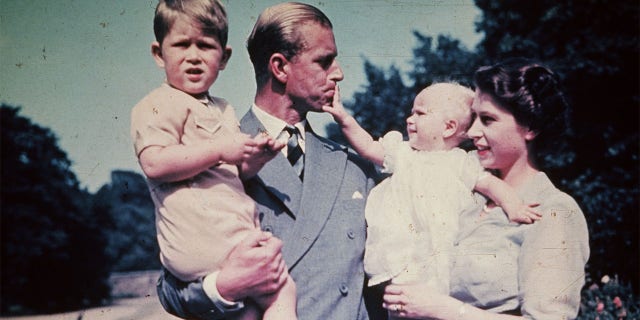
138,131 -> 256,183
239,134 -> 285,180
475,175 -> 542,224
322,89 -> 384,166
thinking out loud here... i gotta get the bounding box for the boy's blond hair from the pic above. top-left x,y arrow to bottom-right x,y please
419,82 -> 475,143
153,0 -> 228,46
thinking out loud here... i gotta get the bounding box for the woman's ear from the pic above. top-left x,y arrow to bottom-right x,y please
442,119 -> 458,138
525,129 -> 538,141
269,53 -> 289,84
218,46 -> 232,70
151,41 -> 165,68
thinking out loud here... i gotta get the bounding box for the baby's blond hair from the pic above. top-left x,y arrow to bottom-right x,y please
417,82 -> 474,143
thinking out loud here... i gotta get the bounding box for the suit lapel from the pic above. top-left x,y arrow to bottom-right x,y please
240,110 -> 348,267
240,110 -> 303,218
283,132 -> 347,267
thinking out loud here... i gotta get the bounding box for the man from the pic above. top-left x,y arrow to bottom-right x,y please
157,2 -> 383,319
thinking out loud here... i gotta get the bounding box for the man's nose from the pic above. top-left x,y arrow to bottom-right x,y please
330,60 -> 344,82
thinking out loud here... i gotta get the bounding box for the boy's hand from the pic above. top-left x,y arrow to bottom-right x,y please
240,134 -> 285,179
215,132 -> 258,166
504,202 -> 542,224
322,86 -> 351,125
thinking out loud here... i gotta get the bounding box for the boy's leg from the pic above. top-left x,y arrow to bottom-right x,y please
254,275 -> 297,320
229,301 -> 261,320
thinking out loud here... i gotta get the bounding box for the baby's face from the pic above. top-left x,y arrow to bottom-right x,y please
406,92 -> 446,151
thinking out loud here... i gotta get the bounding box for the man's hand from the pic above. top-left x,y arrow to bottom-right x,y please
216,231 -> 288,302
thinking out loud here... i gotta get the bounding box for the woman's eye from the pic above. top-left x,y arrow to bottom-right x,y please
480,116 -> 494,124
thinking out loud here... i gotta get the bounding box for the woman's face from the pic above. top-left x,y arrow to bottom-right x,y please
467,91 -> 535,174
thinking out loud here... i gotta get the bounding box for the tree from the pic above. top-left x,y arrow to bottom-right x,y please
1,105 -> 111,315
92,170 -> 160,272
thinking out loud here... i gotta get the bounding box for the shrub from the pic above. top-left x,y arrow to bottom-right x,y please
579,274 -> 640,319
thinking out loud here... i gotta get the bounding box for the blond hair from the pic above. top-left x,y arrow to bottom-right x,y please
418,82 -> 474,143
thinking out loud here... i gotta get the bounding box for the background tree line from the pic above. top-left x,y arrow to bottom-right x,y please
1,0 -> 637,317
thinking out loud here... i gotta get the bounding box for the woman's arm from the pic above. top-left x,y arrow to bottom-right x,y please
383,283 -> 524,320
517,192 -> 589,319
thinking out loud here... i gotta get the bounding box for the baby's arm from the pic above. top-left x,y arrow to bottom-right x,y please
138,130 -> 257,183
475,175 -> 542,224
322,88 -> 384,165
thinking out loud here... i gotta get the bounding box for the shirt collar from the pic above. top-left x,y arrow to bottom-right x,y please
251,104 -> 307,140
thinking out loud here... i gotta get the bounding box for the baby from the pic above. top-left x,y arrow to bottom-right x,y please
324,83 -> 541,294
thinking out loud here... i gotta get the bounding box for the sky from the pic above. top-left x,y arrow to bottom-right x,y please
1,0 -> 481,192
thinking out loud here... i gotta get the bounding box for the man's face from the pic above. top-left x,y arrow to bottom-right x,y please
285,23 -> 344,113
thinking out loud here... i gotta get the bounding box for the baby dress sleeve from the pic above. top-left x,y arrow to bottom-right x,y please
380,130 -> 405,174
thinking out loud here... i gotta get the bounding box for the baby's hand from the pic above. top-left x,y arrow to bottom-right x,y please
506,202 -> 542,224
322,86 -> 350,124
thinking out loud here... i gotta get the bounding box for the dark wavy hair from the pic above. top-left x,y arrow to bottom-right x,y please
474,58 -> 571,167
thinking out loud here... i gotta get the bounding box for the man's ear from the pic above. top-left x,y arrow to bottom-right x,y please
218,46 -> 232,70
151,41 -> 165,68
269,53 -> 289,84
442,119 -> 458,138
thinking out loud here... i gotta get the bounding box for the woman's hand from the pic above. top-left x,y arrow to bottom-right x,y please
383,282 -> 461,319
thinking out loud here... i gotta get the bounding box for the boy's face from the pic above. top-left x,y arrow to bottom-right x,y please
406,91 -> 446,151
152,15 -> 231,96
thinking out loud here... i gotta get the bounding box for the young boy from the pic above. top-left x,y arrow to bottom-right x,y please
324,83 -> 541,296
130,1 -> 296,319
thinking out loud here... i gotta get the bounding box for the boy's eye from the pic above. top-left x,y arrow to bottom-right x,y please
198,42 -> 217,49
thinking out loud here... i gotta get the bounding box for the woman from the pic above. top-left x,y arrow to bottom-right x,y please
383,58 -> 589,319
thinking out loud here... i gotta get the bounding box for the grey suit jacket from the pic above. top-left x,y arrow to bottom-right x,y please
157,110 -> 383,320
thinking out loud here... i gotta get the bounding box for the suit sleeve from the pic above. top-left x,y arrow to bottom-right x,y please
157,269 -> 243,320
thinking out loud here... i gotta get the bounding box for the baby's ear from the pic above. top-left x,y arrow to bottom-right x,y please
442,119 -> 458,138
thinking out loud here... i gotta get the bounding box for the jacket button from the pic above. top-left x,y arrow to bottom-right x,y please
339,283 -> 349,296
347,230 -> 355,239
263,225 -> 273,232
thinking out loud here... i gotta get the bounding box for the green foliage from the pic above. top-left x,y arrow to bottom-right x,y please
1,105 -> 111,315
578,275 -> 640,319
93,170 -> 160,272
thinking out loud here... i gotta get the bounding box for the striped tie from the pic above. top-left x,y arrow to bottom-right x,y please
285,125 -> 304,180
